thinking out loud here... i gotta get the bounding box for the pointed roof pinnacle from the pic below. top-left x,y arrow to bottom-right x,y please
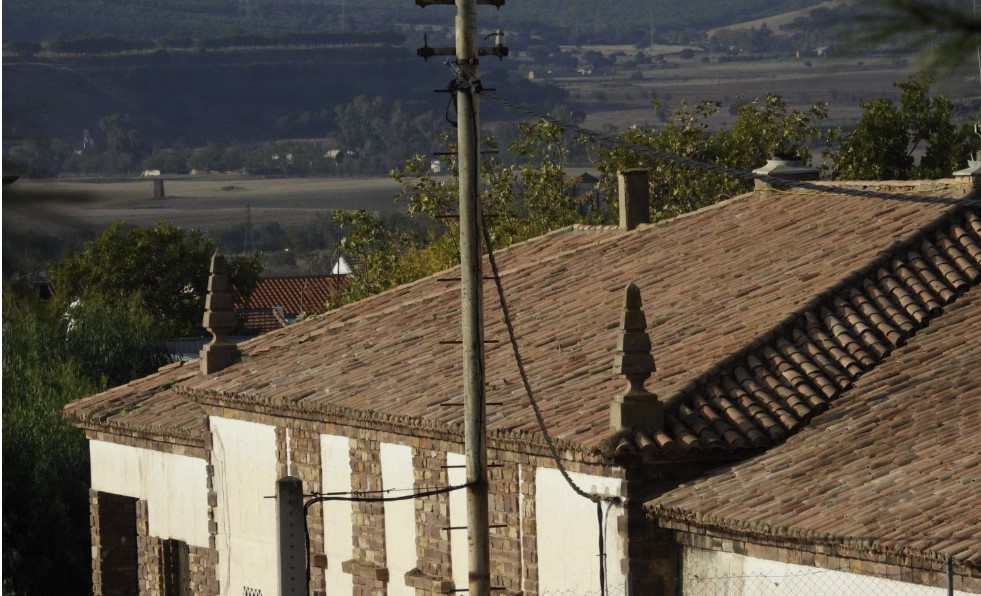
610,282 -> 663,432
200,251 -> 241,375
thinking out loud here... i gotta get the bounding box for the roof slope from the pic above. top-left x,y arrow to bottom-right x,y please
649,285 -> 981,571
66,180 -> 981,458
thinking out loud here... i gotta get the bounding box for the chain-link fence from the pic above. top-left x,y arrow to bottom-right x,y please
684,569 -> 971,596
538,569 -> 974,596
539,587 -> 627,596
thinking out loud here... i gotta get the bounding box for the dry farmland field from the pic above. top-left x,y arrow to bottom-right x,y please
1,175 -> 410,275
555,53 -> 981,131
3,175 -> 406,236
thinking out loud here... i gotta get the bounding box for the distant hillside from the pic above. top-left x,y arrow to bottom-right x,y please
3,0 -> 822,44
708,0 -> 855,36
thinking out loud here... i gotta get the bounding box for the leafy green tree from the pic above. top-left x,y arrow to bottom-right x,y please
597,94 -> 830,218
49,222 -> 263,337
329,209 -> 453,306
3,305 -> 94,596
333,96 -> 439,174
187,142 -> 226,173
140,146 -> 192,174
2,292 -> 174,596
831,75 -> 978,180
64,294 -> 172,387
874,0 -> 981,69
332,92 -> 832,305
99,113 -> 145,159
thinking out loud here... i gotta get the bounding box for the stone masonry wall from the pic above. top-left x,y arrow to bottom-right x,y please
207,410 -> 626,596
344,434 -> 389,595
136,500 -> 156,594
488,450 -> 523,595
90,490 -> 106,596
618,474 -> 680,596
276,426 -> 325,595
90,489 -> 218,596
409,440 -> 453,594
520,462 -> 538,596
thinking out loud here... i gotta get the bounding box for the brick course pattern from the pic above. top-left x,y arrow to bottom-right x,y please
347,435 -> 388,595
276,426 -> 325,595
410,440 -> 453,594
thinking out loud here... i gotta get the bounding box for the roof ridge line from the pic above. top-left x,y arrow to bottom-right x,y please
277,195 -> 760,337
265,225 -> 616,337
638,203 -> 981,456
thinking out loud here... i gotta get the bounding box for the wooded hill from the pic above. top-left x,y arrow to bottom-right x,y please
4,0 -> 821,44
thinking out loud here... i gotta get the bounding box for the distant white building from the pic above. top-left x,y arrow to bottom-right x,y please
331,256 -> 351,276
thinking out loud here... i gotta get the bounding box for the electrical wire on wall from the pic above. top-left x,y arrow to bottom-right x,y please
301,482 -> 474,590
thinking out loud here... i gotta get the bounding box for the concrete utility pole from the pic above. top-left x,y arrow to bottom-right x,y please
455,0 -> 491,594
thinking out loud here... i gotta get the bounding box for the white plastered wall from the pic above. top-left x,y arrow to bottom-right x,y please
683,548 -> 976,596
381,442 -> 416,596
320,433 -> 354,594
536,467 -> 625,594
90,440 -> 209,547
209,416 -> 278,595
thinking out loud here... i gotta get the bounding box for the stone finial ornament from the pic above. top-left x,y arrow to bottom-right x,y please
610,282 -> 663,431
200,251 -> 241,375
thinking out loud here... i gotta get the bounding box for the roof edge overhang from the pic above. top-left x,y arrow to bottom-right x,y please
75,419 -> 205,453
185,387 -> 614,466
650,506 -> 981,575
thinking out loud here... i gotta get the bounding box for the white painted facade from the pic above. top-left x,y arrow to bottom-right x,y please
209,417 -> 278,596
683,548 -> 974,596
380,443 -> 416,596
90,440 -> 209,547
536,467 -> 625,594
320,433 -> 354,594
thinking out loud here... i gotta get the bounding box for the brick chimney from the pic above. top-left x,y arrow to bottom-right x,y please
752,156 -> 819,191
618,168 -> 650,230
200,251 -> 241,375
610,282 -> 662,431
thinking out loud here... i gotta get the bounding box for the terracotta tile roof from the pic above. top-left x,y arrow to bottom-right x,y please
648,286 -> 981,571
242,275 -> 348,318
237,307 -> 288,335
65,180 -> 981,461
63,360 -> 203,446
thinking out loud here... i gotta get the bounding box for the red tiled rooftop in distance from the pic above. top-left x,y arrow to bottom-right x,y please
243,275 -> 348,317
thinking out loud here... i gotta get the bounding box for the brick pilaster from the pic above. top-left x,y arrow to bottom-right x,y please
619,475 -> 679,596
90,489 -> 103,596
489,455 -> 522,594
276,426 -> 325,595
346,436 -> 387,595
410,440 -> 453,594
520,463 -> 539,596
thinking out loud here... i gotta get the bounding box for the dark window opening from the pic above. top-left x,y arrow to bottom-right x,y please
97,493 -> 139,596
161,538 -> 190,596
